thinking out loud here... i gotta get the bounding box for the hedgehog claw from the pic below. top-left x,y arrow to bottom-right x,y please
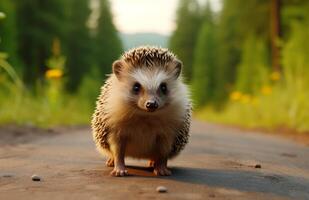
154,166 -> 171,176
110,166 -> 128,177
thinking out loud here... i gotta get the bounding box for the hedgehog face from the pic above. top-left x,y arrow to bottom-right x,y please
129,68 -> 170,112
112,59 -> 182,113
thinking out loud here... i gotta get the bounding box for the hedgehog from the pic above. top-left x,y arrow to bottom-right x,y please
91,46 -> 192,176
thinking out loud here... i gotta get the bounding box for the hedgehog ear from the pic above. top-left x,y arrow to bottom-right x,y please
113,60 -> 125,80
170,59 -> 182,79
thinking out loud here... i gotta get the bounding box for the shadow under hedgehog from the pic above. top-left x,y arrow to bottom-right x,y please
91,46 -> 192,176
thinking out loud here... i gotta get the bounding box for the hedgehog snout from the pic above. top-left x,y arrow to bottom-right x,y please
145,100 -> 158,112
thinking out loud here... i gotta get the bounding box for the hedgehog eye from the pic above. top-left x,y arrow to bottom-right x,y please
132,82 -> 141,94
160,82 -> 168,95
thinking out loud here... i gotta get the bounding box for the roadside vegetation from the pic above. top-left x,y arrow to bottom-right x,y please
170,0 -> 309,133
0,0 -> 119,127
0,0 -> 308,133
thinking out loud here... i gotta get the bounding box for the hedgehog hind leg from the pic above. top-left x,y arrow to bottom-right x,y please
148,160 -> 155,168
153,158 -> 171,176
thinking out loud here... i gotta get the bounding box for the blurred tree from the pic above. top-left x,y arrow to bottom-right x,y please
15,0 -> 66,87
65,0 -> 93,92
236,35 -> 269,93
94,0 -> 122,78
191,2 -> 217,107
0,0 -> 20,69
270,0 -> 282,72
0,11 -> 23,90
169,0 -> 202,82
215,0 -> 271,101
282,1 -> 309,88
215,0 -> 243,102
281,0 -> 308,40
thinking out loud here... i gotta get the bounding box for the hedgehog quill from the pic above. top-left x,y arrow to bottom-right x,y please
91,46 -> 192,176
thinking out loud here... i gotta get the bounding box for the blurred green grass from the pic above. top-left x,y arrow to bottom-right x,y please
0,73 -> 97,127
197,84 -> 309,133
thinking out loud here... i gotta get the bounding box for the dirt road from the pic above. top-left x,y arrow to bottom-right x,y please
0,121 -> 309,200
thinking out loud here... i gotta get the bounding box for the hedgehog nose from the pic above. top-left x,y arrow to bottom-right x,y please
146,100 -> 158,111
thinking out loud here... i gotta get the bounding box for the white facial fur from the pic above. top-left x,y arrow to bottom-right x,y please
103,67 -> 190,137
130,68 -> 169,91
106,62 -> 190,120
124,67 -> 172,112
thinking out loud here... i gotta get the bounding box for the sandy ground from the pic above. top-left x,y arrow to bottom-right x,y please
0,121 -> 309,200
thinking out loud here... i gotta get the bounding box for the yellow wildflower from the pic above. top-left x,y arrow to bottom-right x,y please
230,91 -> 242,101
241,94 -> 251,104
45,69 -> 63,79
250,97 -> 259,106
270,71 -> 281,81
261,86 -> 272,95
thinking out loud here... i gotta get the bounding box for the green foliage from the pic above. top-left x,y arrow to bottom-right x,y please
196,1 -> 309,132
1,0 -> 121,92
0,52 -> 23,89
15,0 -> 67,86
65,0 -> 93,92
169,0 -> 202,82
214,0 -> 271,101
280,14 -> 309,130
191,4 -> 217,107
65,0 -> 122,91
235,35 -> 269,94
0,83 -> 92,127
0,1 -> 19,68
0,12 -> 5,19
95,0 -> 123,77
197,83 -> 309,132
0,0 -> 123,127
77,67 -> 103,107
282,22 -> 309,89
1,0 -> 309,134
172,0 -> 309,132
0,55 -> 94,127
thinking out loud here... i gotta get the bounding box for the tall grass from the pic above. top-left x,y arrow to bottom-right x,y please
0,66 -> 97,127
0,82 -> 94,127
197,83 -> 309,132
0,30 -> 99,127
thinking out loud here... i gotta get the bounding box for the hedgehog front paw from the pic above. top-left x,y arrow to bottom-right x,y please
154,165 -> 171,176
106,158 -> 114,167
110,166 -> 128,177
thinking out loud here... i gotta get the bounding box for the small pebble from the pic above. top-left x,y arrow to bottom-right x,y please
209,193 -> 216,198
2,174 -> 14,178
156,186 -> 168,193
255,164 -> 261,168
31,174 -> 41,181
